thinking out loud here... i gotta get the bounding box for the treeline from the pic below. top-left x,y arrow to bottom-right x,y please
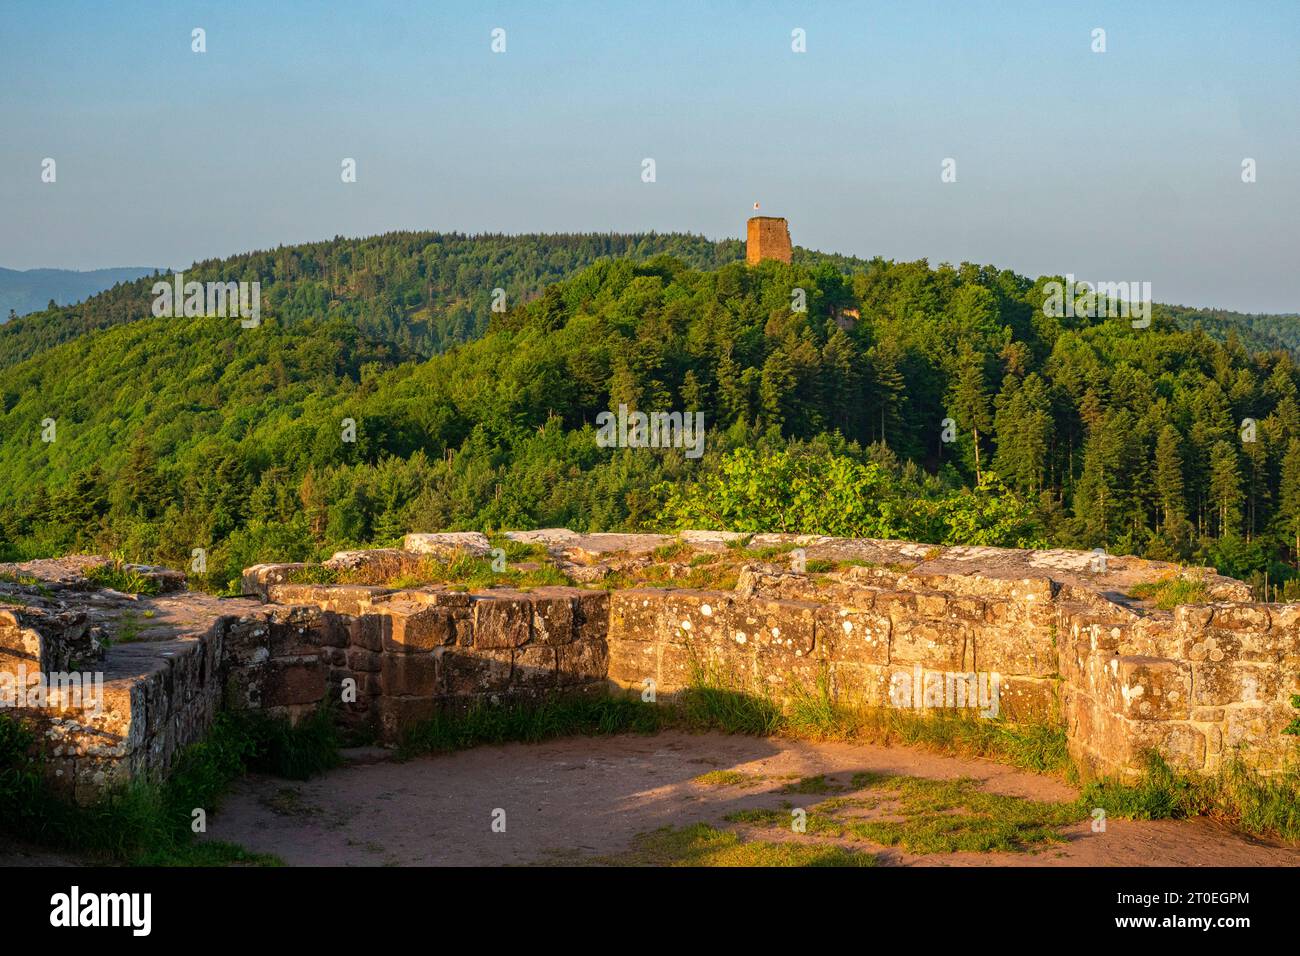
1163,304 -> 1300,355
0,231 -> 753,369
2,247 -> 1300,595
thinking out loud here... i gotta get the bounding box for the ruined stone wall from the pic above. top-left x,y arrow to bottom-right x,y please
1060,597 -> 1300,779
240,576 -> 611,742
606,570 -> 1061,724
236,536 -> 1296,781
3,608 -> 226,803
6,534 -> 1297,802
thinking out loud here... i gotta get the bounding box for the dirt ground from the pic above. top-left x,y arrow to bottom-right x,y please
188,732 -> 1300,867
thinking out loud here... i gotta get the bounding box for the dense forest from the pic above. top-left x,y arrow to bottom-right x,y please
0,232 -> 753,369
1162,304 -> 1300,355
1,233 -> 1299,597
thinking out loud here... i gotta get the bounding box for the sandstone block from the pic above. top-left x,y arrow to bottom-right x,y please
656,590 -> 734,647
380,652 -> 440,697
514,644 -> 558,688
606,638 -> 658,688
241,563 -> 306,601
403,532 -> 492,557
377,697 -> 438,742
557,638 -> 609,686
1116,657 -> 1190,720
573,590 -> 610,644
345,646 -> 382,673
381,601 -> 456,652
995,676 -> 1061,722
1125,719 -> 1207,772
471,595 -> 532,649
744,599 -> 817,660
440,647 -> 513,696
815,606 -> 889,665
262,659 -> 326,707
530,591 -> 577,645
972,623 -> 1056,678
891,619 -> 969,670
1209,604 -> 1270,631
349,615 -> 385,652
874,591 -> 918,622
608,590 -> 661,644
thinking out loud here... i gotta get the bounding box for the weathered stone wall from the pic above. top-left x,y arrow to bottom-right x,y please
3,610 -> 227,803
240,576 -> 612,741
1060,597 -> 1300,779
5,533 -> 1297,802
607,570 -> 1061,723
238,536 -> 1297,781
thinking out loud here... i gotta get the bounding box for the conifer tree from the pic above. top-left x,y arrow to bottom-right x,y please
1152,424 -> 1187,535
1208,440 -> 1244,537
948,350 -> 992,482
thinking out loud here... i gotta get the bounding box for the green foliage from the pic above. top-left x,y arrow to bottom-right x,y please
660,447 -> 1044,548
0,708 -> 339,864
0,232 -> 750,368
1285,694 -> 1300,737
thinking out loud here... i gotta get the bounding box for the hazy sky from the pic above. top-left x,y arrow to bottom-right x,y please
2,0 -> 1298,312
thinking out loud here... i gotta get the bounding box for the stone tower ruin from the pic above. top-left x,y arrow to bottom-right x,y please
746,216 -> 792,265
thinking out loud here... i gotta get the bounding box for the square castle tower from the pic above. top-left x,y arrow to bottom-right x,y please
746,216 -> 792,265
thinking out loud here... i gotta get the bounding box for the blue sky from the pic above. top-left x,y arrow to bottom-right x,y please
2,0 -> 1298,311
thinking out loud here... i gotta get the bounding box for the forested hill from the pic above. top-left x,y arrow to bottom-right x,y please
4,232 -> 1292,377
0,232 -> 767,370
1162,305 -> 1300,355
4,251 -> 1300,599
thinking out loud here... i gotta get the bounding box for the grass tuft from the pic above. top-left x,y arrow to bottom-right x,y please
1128,575 -> 1209,610
84,558 -> 162,595
608,823 -> 877,867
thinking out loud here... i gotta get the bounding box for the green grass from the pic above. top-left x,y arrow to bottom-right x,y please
84,559 -> 162,596
778,774 -> 844,795
652,539 -> 692,561
711,663 -> 1073,776
1081,752 -> 1300,842
693,769 -> 762,787
398,693 -> 664,757
729,773 -> 1082,854
487,535 -> 551,563
604,823 -> 878,867
1128,575 -> 1209,610
677,658 -> 785,736
0,706 -> 341,865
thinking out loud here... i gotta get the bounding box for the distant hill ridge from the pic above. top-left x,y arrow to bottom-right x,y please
0,267 -> 161,323
2,232 -> 1294,373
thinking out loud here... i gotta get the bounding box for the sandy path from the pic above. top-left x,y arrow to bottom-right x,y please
199,732 -> 1300,867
